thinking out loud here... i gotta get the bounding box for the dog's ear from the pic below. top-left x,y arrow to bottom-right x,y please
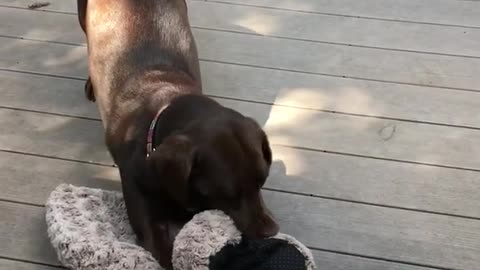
260,131 -> 272,166
246,117 -> 272,166
146,134 -> 195,207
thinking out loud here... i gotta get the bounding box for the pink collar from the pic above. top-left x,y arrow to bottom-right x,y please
146,105 -> 168,157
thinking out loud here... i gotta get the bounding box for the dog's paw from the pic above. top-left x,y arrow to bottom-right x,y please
84,77 -> 96,102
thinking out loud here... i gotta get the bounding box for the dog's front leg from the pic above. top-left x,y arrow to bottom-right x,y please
84,77 -> 95,102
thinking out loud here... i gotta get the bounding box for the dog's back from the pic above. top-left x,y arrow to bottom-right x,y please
82,0 -> 201,122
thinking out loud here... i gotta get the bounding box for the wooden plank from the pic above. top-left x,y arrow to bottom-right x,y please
3,0 -> 480,29
0,153 -> 459,270
0,6 -> 79,44
270,146 -> 480,219
3,52 -> 480,132
0,152 -> 120,206
2,195 -> 480,269
204,0 -> 480,29
310,252 -> 434,270
1,72 -> 480,218
221,99 -> 480,171
1,72 -> 98,119
190,2 -> 480,57
0,240 -> 434,270
2,35 -> 480,130
0,37 -> 88,78
2,24 -> 480,92
0,109 -> 110,164
263,190 -> 480,270
194,28 -> 480,91
203,62 -> 480,129
6,5 -> 480,134
2,4 -> 480,58
0,202 -> 58,266
0,259 -> 61,270
0,0 -> 75,13
6,39 -> 480,136
2,136 -> 479,223
2,89 -> 480,171
1,2 -> 478,268
0,203 -> 434,270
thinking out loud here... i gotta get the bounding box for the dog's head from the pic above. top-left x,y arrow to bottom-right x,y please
146,99 -> 279,238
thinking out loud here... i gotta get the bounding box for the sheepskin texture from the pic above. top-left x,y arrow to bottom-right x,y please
46,184 -> 161,270
172,210 -> 242,270
45,184 -> 315,270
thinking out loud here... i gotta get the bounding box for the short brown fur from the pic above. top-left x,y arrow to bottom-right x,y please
77,0 -> 279,268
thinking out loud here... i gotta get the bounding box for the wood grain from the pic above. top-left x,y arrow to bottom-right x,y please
2,4 -> 480,57
2,81 -> 480,171
2,17 -> 480,90
206,0 -> 480,28
0,152 -> 120,206
263,190 -> 480,270
2,195 -> 479,270
0,202 -> 58,265
0,201 -> 435,269
3,0 -> 480,29
4,51 -> 480,131
2,2 -> 480,269
1,73 -> 480,220
0,259 -> 62,270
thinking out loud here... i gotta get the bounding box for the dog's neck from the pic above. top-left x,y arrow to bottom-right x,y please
146,104 -> 169,157
104,71 -> 200,166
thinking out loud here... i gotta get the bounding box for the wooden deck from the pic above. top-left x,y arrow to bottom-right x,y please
1,0 -> 480,269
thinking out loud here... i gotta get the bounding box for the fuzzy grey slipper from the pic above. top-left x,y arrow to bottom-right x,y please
45,184 -> 316,270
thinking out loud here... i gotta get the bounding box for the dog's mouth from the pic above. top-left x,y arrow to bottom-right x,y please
185,207 -> 202,214
226,207 -> 279,239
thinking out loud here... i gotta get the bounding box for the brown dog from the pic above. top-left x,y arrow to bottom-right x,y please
77,0 -> 279,268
